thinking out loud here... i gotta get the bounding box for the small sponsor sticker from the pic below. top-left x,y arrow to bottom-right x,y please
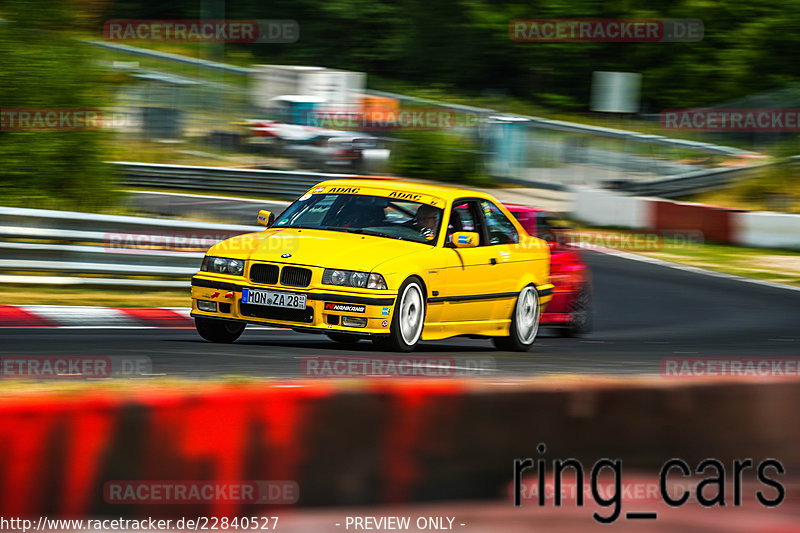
458,235 -> 469,244
313,187 -> 325,193
381,307 -> 390,316
381,320 -> 389,327
324,302 -> 366,313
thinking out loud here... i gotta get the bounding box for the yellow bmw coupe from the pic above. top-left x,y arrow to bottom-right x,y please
190,179 -> 553,351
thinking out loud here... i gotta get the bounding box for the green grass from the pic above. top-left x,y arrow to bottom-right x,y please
95,42 -> 253,89
570,227 -> 800,287
681,164 -> 800,214
641,239 -> 800,287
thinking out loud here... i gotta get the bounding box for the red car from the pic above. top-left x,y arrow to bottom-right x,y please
505,204 -> 593,336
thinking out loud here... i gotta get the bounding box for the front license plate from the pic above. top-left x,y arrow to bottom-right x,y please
242,288 -> 306,309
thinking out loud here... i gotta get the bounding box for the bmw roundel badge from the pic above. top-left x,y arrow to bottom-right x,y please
281,253 -> 292,258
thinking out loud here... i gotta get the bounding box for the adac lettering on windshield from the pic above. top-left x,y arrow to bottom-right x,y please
308,186 -> 445,208
326,186 -> 361,194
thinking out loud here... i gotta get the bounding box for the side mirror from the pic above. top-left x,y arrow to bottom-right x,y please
452,231 -> 479,248
257,210 -> 274,227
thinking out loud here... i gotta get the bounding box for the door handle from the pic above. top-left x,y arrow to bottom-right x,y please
490,258 -> 497,265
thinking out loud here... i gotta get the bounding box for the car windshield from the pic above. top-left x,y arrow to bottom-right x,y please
272,193 -> 444,245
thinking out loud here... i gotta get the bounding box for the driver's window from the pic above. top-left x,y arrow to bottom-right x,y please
448,201 -> 480,245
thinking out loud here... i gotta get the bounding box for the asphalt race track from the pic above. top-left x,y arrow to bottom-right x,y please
4,251 -> 799,379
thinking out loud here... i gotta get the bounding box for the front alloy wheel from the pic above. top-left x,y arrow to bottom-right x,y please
374,277 -> 426,352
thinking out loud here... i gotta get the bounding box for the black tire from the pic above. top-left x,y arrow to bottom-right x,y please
195,317 -> 246,343
327,332 -> 362,344
561,284 -> 593,337
492,285 -> 540,352
372,276 -> 426,352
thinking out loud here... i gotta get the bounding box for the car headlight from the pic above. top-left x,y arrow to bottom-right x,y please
322,269 -> 387,289
350,271 -> 368,287
201,256 -> 245,276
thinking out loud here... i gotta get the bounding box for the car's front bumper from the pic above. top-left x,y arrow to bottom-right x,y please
190,275 -> 396,336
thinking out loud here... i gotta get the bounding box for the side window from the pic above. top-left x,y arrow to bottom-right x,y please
448,201 -> 480,244
480,201 -> 518,245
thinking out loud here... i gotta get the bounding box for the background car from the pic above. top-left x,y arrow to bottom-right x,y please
282,134 -> 389,172
505,204 -> 592,336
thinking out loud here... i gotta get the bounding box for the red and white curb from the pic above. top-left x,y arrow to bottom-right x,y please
0,305 -> 193,328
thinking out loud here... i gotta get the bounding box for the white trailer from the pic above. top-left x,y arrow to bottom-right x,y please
251,65 -> 365,111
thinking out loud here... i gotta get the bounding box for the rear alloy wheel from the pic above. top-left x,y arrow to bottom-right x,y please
373,277 -> 425,352
327,332 -> 362,344
195,317 -> 246,343
493,285 -> 540,352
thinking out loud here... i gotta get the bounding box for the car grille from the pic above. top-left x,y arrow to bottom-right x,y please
240,302 -> 313,323
250,263 -> 279,285
280,266 -> 312,288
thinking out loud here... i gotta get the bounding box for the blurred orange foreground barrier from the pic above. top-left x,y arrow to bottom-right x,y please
0,378 -> 799,518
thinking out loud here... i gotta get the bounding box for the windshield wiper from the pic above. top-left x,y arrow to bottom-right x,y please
280,225 -> 406,241
348,228 -> 397,239
272,224 -> 318,230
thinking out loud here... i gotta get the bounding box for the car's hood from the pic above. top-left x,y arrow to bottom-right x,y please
211,228 -> 429,271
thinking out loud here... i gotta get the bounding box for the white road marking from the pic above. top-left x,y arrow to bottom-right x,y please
126,190 -> 291,205
20,306 -> 138,327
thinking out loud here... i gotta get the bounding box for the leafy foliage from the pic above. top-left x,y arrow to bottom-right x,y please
388,130 -> 490,185
0,0 -> 115,209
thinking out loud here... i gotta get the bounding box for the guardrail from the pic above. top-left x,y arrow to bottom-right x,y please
87,40 -> 255,75
115,162 -> 354,199
610,160 -> 773,198
0,206 -> 259,287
